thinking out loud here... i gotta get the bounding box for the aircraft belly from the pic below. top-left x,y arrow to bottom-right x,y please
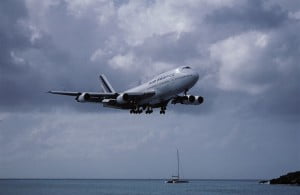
139,96 -> 160,105
102,102 -> 132,109
141,87 -> 173,105
104,73 -> 198,108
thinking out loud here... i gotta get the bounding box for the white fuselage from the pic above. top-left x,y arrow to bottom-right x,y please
125,66 -> 199,105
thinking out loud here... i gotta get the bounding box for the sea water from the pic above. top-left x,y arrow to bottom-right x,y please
0,179 -> 299,195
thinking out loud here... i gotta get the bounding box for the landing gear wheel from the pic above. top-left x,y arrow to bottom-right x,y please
144,105 -> 153,114
160,106 -> 166,114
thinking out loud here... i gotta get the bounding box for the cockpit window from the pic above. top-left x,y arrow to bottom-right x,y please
182,66 -> 191,69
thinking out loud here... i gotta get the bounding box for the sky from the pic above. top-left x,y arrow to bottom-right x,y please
0,0 -> 299,179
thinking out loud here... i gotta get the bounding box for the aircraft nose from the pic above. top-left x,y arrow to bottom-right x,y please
193,71 -> 199,82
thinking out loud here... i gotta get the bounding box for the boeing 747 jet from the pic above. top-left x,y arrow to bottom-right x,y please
48,66 -> 204,114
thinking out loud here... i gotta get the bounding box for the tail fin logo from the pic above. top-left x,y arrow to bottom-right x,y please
99,74 -> 115,93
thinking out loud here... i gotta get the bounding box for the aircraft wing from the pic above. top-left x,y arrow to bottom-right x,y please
48,91 -> 118,103
48,91 -> 117,98
48,90 -> 155,103
48,91 -> 80,96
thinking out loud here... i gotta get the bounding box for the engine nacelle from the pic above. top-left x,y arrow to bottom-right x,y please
116,93 -> 129,104
196,96 -> 204,104
182,95 -> 194,104
178,95 -> 204,105
193,96 -> 204,105
76,93 -> 90,102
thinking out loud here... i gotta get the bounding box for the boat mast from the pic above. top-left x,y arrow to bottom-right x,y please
177,149 -> 180,179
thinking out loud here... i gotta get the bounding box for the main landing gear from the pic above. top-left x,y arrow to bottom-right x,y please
160,106 -> 166,114
130,105 -> 151,114
145,106 -> 153,114
130,107 -> 143,114
129,105 -> 163,114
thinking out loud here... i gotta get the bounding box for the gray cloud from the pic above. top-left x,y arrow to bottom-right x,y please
0,0 -> 299,178
0,111 -> 298,179
206,0 -> 288,30
0,0 -> 29,72
0,0 -> 39,111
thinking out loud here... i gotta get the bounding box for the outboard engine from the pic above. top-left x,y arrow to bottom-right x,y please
116,93 -> 129,104
187,96 -> 204,105
195,96 -> 204,104
172,95 -> 204,105
76,93 -> 90,102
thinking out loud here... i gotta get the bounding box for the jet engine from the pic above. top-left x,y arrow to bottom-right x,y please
196,96 -> 204,104
182,95 -> 199,104
76,93 -> 90,102
116,93 -> 129,104
172,95 -> 204,105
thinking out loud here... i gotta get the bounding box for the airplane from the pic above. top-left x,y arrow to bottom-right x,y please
48,66 -> 204,114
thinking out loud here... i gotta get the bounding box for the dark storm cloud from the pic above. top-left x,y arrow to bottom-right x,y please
0,0 -> 38,111
0,0 -> 29,71
0,0 -> 298,116
247,22 -> 300,118
134,32 -> 200,64
0,0 -> 99,112
206,0 -> 288,30
0,0 -> 299,179
199,0 -> 300,119
0,0 -> 299,119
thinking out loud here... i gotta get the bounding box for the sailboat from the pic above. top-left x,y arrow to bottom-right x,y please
165,149 -> 189,183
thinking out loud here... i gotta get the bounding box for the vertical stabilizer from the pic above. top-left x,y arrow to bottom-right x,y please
99,74 -> 116,93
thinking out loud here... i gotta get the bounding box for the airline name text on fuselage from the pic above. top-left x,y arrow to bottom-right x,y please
149,73 -> 175,85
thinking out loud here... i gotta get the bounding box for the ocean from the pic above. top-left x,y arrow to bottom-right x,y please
0,179 -> 299,195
